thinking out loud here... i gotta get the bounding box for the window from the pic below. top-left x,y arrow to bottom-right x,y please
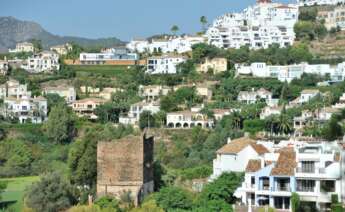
301,161 -> 315,173
320,181 -> 335,192
297,180 -> 315,192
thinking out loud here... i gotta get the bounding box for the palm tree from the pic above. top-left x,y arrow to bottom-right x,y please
278,113 -> 292,135
200,16 -> 208,32
171,25 -> 179,36
232,111 -> 242,129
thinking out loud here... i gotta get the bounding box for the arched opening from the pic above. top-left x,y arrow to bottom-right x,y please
175,123 -> 182,128
168,123 -> 174,128
197,123 -> 202,127
183,123 -> 189,128
206,123 -> 209,128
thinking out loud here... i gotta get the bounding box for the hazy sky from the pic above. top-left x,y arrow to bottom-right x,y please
1,0 -> 294,41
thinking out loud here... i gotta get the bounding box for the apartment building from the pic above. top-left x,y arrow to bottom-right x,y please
71,98 -> 107,119
237,88 -> 273,104
119,101 -> 160,125
3,96 -> 47,124
79,49 -> 138,65
42,86 -> 76,103
207,0 -> 298,49
21,51 -> 60,73
9,42 -> 34,53
166,110 -> 214,129
298,0 -> 345,6
234,141 -> 343,211
196,57 -> 228,74
236,62 -> 345,83
50,43 -> 72,55
146,55 -> 186,74
0,79 -> 31,99
127,35 -> 205,54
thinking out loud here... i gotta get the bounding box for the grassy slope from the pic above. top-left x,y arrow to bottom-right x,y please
69,65 -> 132,77
0,176 -> 39,212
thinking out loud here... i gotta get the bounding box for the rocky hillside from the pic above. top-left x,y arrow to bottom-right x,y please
0,16 -> 125,52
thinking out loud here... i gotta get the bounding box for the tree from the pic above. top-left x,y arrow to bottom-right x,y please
199,172 -> 243,204
43,103 -> 75,144
29,39 -> 43,52
25,172 -> 76,212
0,181 -> 7,201
194,199 -> 232,212
291,192 -> 300,212
200,16 -> 208,32
171,25 -> 179,36
243,119 -> 265,135
94,196 -> 120,211
155,186 -> 193,211
321,115 -> 343,141
139,110 -> 156,130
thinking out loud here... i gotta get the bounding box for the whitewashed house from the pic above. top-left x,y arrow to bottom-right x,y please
3,96 -> 47,124
119,101 -> 160,125
21,51 -> 60,73
79,50 -> 138,65
71,98 -> 107,120
166,110 -> 214,129
210,137 -> 269,180
237,88 -> 272,104
146,55 -> 186,74
260,106 -> 283,119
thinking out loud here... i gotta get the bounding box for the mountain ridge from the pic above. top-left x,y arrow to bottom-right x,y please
0,16 -> 125,52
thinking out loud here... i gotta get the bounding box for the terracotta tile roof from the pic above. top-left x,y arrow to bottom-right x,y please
270,148 -> 296,176
251,143 -> 270,155
216,137 -> 255,154
246,159 -> 262,172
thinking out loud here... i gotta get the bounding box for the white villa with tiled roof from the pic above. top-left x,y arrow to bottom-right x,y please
166,110 -> 214,129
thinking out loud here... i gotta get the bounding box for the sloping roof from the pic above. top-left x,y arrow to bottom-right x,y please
246,159 -> 262,172
216,137 -> 255,154
251,143 -> 270,155
301,89 -> 319,94
270,148 -> 296,176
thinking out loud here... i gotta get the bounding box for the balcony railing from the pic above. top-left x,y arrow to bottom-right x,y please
296,167 -> 327,174
277,185 -> 291,192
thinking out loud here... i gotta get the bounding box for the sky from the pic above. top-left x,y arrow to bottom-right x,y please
1,0 -> 294,41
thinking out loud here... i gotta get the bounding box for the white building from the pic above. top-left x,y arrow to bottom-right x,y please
236,62 -> 345,83
9,42 -> 34,53
42,86 -> 76,104
166,110 -> 214,129
234,141 -> 344,211
146,55 -> 186,74
21,51 -> 60,73
207,0 -> 299,49
79,50 -> 138,65
290,89 -> 320,105
127,35 -> 205,54
0,79 -> 31,99
298,0 -> 345,6
119,101 -> 160,125
237,88 -> 273,104
211,137 -> 269,179
3,96 -> 48,124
